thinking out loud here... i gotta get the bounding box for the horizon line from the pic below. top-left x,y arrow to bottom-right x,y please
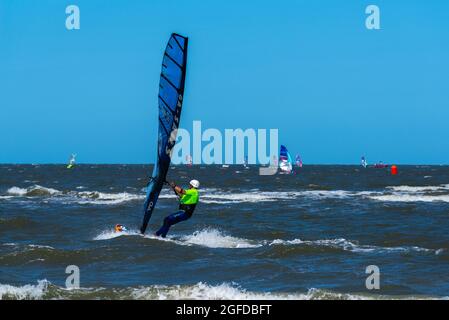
1,163 -> 448,166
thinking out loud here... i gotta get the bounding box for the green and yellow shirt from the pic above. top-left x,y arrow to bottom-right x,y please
180,188 -> 199,205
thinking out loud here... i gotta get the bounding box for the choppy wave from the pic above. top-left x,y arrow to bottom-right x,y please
4,185 -> 144,205
387,185 -> 449,192
92,227 -> 441,254
1,185 -> 356,205
1,280 -> 446,300
0,217 -> 37,230
267,238 -> 441,254
75,191 -> 144,205
201,190 -> 351,204
368,184 -> 449,203
0,243 -> 56,265
4,182 -> 449,205
179,229 -> 260,248
199,186 -> 449,204
93,228 -> 260,249
93,229 -> 142,241
369,194 -> 449,203
7,185 -> 60,197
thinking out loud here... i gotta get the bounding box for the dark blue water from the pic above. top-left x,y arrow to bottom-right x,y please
1,165 -> 448,299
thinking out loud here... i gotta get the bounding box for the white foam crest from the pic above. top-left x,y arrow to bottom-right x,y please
300,190 -> 352,199
27,244 -> 55,250
130,283 -> 444,300
0,280 -> 49,300
158,193 -> 178,199
268,238 -> 437,254
93,229 -> 142,240
76,191 -> 145,205
200,192 -> 290,204
200,190 -> 354,204
6,185 -> 60,196
7,187 -> 27,195
369,194 -> 449,203
94,227 -> 259,249
2,280 -> 447,300
180,229 -> 261,248
387,185 -> 449,192
131,282 -> 304,300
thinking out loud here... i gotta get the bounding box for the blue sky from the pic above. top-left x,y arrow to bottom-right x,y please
1,0 -> 448,164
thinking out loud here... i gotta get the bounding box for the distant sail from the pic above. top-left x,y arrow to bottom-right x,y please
279,145 -> 293,174
67,154 -> 76,169
186,154 -> 193,166
272,155 -> 278,167
295,154 -> 303,168
140,33 -> 188,234
373,161 -> 389,169
361,156 -> 367,168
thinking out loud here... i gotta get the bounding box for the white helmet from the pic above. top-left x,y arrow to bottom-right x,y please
189,179 -> 200,188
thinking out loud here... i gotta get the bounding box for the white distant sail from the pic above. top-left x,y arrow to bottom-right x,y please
185,154 -> 193,166
67,154 -> 76,169
361,156 -> 367,168
243,156 -> 249,169
295,154 -> 303,168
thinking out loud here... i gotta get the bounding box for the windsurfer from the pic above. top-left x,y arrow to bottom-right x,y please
155,179 -> 200,238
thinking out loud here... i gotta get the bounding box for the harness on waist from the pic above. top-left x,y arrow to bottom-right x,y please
179,203 -> 196,215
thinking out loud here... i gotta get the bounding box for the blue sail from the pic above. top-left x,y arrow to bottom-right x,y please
140,33 -> 188,234
279,145 -> 293,173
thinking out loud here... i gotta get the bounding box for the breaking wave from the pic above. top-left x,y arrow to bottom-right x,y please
1,280 -> 446,300
7,185 -> 60,197
93,228 -> 260,248
179,229 -> 260,248
267,238 -> 441,254
368,184 -> 449,203
2,185 -> 355,206
93,229 -> 142,241
92,227 -> 441,254
4,185 -> 144,205
75,191 -> 144,205
387,185 -> 449,192
201,190 -> 352,204
4,183 -> 449,205
368,194 -> 449,203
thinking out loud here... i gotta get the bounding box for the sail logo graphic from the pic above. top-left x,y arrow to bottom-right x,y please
171,121 -> 279,175
166,94 -> 183,158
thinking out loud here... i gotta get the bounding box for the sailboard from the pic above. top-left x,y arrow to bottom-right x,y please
139,33 -> 189,234
279,145 -> 293,174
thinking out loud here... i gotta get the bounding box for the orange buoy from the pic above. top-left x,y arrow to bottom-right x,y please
391,165 -> 398,175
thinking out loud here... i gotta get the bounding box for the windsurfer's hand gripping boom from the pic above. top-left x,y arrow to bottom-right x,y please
166,181 -> 185,197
